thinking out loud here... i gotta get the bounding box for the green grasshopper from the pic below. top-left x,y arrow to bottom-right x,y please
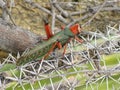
16,21 -> 83,65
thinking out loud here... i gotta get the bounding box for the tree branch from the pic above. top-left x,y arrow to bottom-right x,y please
0,18 -> 42,55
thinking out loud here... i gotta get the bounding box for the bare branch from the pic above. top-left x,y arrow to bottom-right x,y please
24,0 -> 68,24
84,0 -> 107,26
50,0 -> 56,34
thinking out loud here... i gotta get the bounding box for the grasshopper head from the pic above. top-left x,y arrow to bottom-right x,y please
70,24 -> 82,35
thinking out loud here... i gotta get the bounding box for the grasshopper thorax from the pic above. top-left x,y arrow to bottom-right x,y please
70,24 -> 82,35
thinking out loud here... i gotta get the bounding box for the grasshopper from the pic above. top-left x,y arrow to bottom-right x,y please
17,20 -> 83,65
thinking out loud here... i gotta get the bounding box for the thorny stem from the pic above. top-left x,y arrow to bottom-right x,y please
2,25 -> 120,89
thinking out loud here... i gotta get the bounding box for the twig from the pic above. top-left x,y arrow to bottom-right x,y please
26,0 -> 120,4
24,0 -> 68,24
56,15 -> 68,24
83,0 -> 107,26
6,9 -> 16,26
0,0 -> 6,8
68,0 -> 120,27
50,0 -> 56,34
70,5 -> 120,17
102,7 -> 120,11
67,13 -> 92,27
52,0 -> 74,22
0,0 -> 16,25
52,0 -> 69,18
70,10 -> 87,16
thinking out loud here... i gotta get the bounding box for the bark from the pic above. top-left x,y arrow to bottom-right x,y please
0,18 -> 42,55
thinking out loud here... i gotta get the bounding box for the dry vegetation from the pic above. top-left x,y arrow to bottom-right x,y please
0,0 -> 120,90
1,0 -> 119,34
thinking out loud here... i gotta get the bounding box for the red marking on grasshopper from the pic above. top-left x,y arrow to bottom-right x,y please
44,23 -> 53,39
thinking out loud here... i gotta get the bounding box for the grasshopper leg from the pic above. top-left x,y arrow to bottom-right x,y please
63,38 -> 73,55
57,42 -> 62,49
63,36 -> 83,56
74,35 -> 83,43
42,41 -> 59,60
63,43 -> 67,55
43,17 -> 53,40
